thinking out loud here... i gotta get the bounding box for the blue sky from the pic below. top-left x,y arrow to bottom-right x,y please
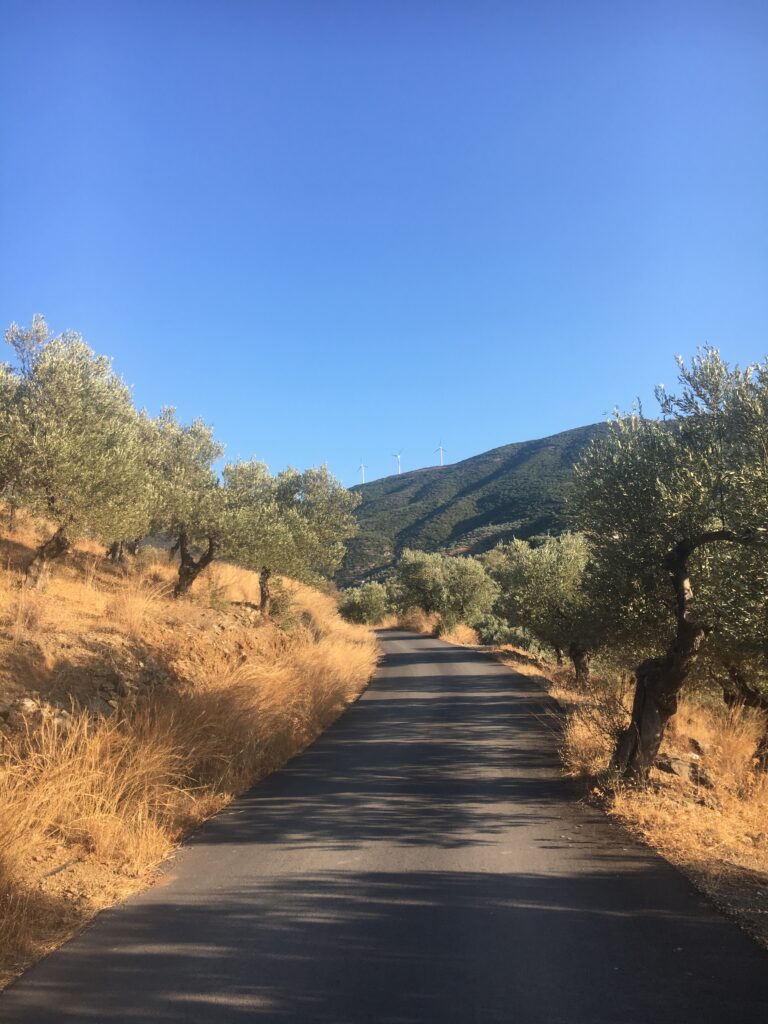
1,1 -> 766,486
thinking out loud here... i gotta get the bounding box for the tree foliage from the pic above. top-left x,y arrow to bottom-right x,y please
388,548 -> 499,627
223,461 -> 359,613
485,533 -> 594,682
150,408 -> 225,596
571,349 -> 768,778
1,317 -> 153,580
0,316 -> 361,601
339,581 -> 389,625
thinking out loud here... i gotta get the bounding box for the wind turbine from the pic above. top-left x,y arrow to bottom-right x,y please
359,457 -> 368,484
392,450 -> 402,475
435,441 -> 446,467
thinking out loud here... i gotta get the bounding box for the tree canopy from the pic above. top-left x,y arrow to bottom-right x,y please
571,349 -> 768,778
2,317 -> 152,581
0,316 -> 361,601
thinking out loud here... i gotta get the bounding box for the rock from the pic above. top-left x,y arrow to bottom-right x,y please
690,761 -> 715,789
115,678 -> 132,698
689,737 -> 706,756
88,697 -> 114,717
655,754 -> 690,777
19,697 -> 39,714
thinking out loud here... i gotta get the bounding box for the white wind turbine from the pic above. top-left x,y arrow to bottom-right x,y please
435,441 -> 446,467
392,450 -> 402,475
359,457 -> 368,484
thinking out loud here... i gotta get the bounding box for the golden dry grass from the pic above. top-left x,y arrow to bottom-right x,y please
395,609 -> 442,634
0,513 -> 378,985
439,622 -> 480,645
392,610 -> 478,646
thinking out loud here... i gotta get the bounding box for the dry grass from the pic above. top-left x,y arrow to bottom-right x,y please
396,609 -> 442,634
393,610 -> 480,645
0,513 -> 378,985
109,578 -> 173,640
439,622 -> 480,645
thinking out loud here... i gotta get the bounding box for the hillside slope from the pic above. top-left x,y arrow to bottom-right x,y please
339,423 -> 607,584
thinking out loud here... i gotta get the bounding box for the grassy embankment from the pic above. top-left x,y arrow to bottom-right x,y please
0,512 -> 377,987
392,611 -> 768,947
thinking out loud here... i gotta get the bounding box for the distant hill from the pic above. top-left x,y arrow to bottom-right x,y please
337,423 -> 608,585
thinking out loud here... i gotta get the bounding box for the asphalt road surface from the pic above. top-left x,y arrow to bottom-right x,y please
2,630 -> 767,1023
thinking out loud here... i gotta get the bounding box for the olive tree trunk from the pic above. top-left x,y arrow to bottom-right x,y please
107,540 -> 125,563
173,532 -> 216,597
568,643 -> 590,687
611,531 -> 761,782
259,566 -> 273,616
26,525 -> 71,586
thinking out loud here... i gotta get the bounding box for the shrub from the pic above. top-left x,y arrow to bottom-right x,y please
339,581 -> 389,625
473,614 -> 513,646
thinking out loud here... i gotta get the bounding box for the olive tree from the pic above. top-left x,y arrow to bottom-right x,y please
2,317 -> 152,583
339,581 -> 389,624
223,460 -> 359,615
388,548 -> 498,627
152,408 -> 225,597
441,555 -> 500,628
571,349 -> 768,780
486,534 -> 594,683
387,549 -> 448,616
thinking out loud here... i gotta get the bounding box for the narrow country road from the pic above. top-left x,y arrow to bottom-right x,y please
2,631 -> 767,1023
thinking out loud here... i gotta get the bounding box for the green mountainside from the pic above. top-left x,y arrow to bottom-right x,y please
338,423 -> 608,585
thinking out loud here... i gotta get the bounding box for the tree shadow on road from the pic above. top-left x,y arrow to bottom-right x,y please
3,867 -> 768,1024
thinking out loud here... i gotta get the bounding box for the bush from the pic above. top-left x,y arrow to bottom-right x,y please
339,581 -> 389,625
388,549 -> 498,625
473,614 -> 513,646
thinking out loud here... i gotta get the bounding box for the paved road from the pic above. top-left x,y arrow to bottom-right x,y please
2,630 -> 767,1023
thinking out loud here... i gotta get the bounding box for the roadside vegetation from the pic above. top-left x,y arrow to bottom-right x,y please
340,348 -> 768,942
0,316 -> 359,600
0,317 -> 376,985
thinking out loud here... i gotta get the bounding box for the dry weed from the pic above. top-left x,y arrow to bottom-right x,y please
109,578 -> 172,640
439,623 -> 480,645
396,609 -> 441,634
6,584 -> 48,645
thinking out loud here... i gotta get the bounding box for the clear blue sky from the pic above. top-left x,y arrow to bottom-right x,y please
1,1 -> 766,486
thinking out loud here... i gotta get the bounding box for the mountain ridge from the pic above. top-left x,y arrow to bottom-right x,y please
338,422 -> 608,585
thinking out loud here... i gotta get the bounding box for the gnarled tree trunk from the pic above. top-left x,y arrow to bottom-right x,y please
107,540 -> 125,563
107,538 -> 141,563
609,532 -> 759,782
611,621 -> 704,780
568,643 -> 590,687
26,525 -> 71,587
259,566 -> 273,617
173,532 -> 216,597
